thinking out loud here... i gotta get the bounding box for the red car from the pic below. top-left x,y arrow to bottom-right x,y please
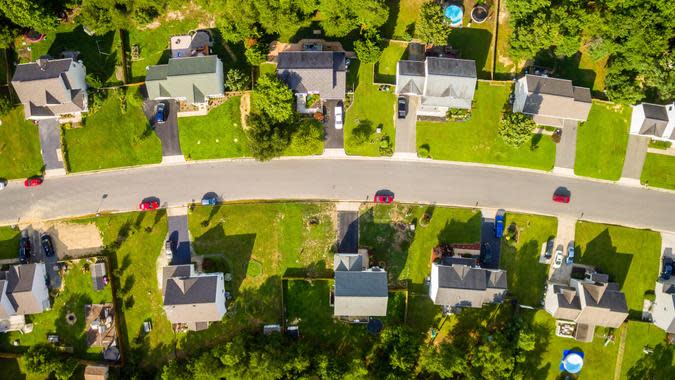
24,177 -> 43,187
374,194 -> 394,204
139,200 -> 159,210
552,194 -> 571,203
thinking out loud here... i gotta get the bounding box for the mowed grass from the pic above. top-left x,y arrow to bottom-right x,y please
374,40 -> 407,84
0,225 -> 21,260
179,96 -> 248,160
495,1 -> 517,78
575,221 -> 661,314
448,16 -> 495,78
641,153 -> 675,190
344,62 -> 396,156
620,321 -> 670,379
575,102 -> 630,180
417,82 -> 556,170
500,213 -> 557,306
0,260 -> 114,361
63,91 -> 162,172
381,0 -> 425,40
0,107 -> 44,179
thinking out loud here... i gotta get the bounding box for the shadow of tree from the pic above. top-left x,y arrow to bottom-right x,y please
352,119 -> 374,145
447,27 -> 493,79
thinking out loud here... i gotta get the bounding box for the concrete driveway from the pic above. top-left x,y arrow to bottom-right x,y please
394,96 -> 418,156
38,119 -> 66,177
621,135 -> 649,181
143,100 -> 183,160
23,227 -> 61,289
549,217 -> 577,284
337,211 -> 358,253
553,120 -> 578,174
323,99 -> 344,150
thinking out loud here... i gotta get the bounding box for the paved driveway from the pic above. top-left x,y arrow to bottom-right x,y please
621,135 -> 649,180
167,207 -> 191,265
323,99 -> 344,149
553,120 -> 578,172
143,100 -> 182,158
337,211 -> 358,253
479,217 -> 501,269
549,217 -> 576,284
395,96 -> 418,155
24,227 -> 61,289
38,119 -> 66,176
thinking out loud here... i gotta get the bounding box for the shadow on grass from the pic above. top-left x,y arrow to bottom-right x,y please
447,27 -> 492,78
380,0 -> 402,39
54,293 -> 93,359
581,229 -> 633,298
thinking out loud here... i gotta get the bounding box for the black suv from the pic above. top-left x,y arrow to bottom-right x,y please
41,234 -> 55,257
19,237 -> 31,264
397,96 -> 408,119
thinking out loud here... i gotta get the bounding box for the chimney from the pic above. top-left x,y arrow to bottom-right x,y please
37,57 -> 49,71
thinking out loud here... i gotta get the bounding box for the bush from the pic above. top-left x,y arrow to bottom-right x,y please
649,139 -> 672,150
379,135 -> 393,156
0,94 -> 12,117
354,30 -> 383,64
226,68 -> 249,91
498,112 -> 536,147
418,144 -> 430,158
245,43 -> 268,66
446,108 -> 470,120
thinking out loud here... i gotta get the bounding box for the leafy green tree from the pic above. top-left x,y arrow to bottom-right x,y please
252,74 -> 295,124
245,43 -> 269,66
0,94 -> 12,117
0,0 -> 58,33
24,344 -> 78,380
319,0 -> 389,37
226,68 -> 249,91
246,111 -> 291,161
498,112 -> 535,147
627,343 -> 675,380
289,119 -> 323,154
354,30 -> 383,64
367,326 -> 421,378
418,343 -> 469,378
0,18 -> 20,48
417,1 -> 452,45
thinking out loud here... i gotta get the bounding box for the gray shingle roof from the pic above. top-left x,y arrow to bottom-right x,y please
12,58 -> 72,82
398,60 -> 425,76
426,57 -> 476,78
643,103 -> 669,120
519,75 -> 592,122
431,263 -> 507,307
334,269 -> 388,317
162,265 -> 226,325
277,51 -> 345,71
276,51 -> 346,99
1,264 -> 48,315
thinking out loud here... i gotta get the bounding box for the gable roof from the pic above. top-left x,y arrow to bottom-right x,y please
145,55 -> 224,103
517,75 -> 592,122
276,51 -> 346,99
430,263 -> 507,307
427,57 -> 476,78
334,269 -> 388,316
334,253 -> 363,272
0,264 -> 49,316
162,265 -> 225,324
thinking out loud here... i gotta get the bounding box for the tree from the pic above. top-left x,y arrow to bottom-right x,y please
0,0 -> 58,33
24,344 -> 78,380
320,0 -> 389,37
289,119 -> 323,155
498,112 -> 535,147
246,111 -> 291,161
417,1 -> 452,45
418,344 -> 469,379
252,74 -> 295,124
245,43 -> 269,66
0,94 -> 12,117
627,343 -> 675,380
367,326 -> 421,378
226,69 -> 249,91
354,29 -> 383,64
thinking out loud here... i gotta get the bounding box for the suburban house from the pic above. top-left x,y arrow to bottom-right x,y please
395,57 -> 477,117
629,102 -> 675,142
512,74 -> 592,127
161,264 -> 226,331
544,265 -> 628,342
145,55 -> 224,105
653,255 -> 675,334
429,258 -> 507,310
11,57 -> 88,121
0,264 -> 50,332
276,51 -> 346,113
333,251 -> 388,321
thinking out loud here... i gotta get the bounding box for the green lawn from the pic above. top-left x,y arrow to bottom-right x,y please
575,221 -> 661,315
575,102 -> 631,180
417,82 -> 557,170
500,213 -> 557,306
259,63 -> 277,77
179,96 -> 248,160
374,40 -> 407,84
448,13 -> 495,78
22,23 -> 122,85
344,62 -> 396,156
554,46 -> 608,94
283,119 -> 325,156
0,107 -> 44,179
641,153 -> 675,190
0,358 -> 47,380
63,91 -> 162,172
495,1 -> 517,78
0,260 -> 114,361
0,225 -> 20,260
381,0 -> 425,40
620,321 -> 670,379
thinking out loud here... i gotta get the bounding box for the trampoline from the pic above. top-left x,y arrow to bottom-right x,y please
444,5 -> 464,27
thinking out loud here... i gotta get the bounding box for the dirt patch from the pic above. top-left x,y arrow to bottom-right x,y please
240,93 -> 251,130
28,221 -> 103,259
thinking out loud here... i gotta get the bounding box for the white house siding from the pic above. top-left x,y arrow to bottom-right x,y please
629,104 -> 646,135
512,77 -> 528,113
32,264 -> 51,312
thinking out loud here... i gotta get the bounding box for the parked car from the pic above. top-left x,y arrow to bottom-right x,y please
553,245 -> 564,269
334,104 -> 343,129
397,96 -> 408,119
154,102 -> 167,124
0,179 -> 7,190
552,193 -> 570,203
201,197 -> 218,206
24,177 -> 43,187
544,238 -> 554,259
139,200 -> 159,210
19,236 -> 31,264
662,258 -> 673,280
41,234 -> 55,257
494,213 -> 505,238
566,243 -> 575,265
374,194 -> 394,204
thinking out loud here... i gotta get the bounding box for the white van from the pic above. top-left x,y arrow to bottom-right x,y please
334,105 -> 343,129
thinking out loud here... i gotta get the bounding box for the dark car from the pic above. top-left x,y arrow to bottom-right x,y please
662,258 -> 673,280
397,96 -> 407,119
41,234 -> 55,257
19,236 -> 32,264
154,102 -> 167,124
544,238 -> 554,259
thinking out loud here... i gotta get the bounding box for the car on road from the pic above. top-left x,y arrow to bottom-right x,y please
154,102 -> 167,124
24,177 -> 43,187
19,236 -> 31,264
139,200 -> 159,210
397,96 -> 408,119
552,193 -> 570,203
544,238 -> 554,259
566,243 -> 575,265
334,104 -> 343,130
201,197 -> 218,206
553,245 -> 564,269
374,194 -> 394,204
41,234 -> 55,257
0,179 -> 6,191
494,212 -> 505,238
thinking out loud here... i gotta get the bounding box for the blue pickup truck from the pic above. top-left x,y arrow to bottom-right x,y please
494,213 -> 505,238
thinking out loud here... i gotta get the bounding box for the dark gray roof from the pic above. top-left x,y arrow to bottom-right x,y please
146,65 -> 169,81
573,86 -> 592,103
6,264 -> 37,293
12,58 -> 73,82
162,265 -> 193,290
553,284 -> 582,311
526,75 -> 575,98
91,262 -> 107,291
334,270 -> 388,297
437,265 -> 506,291
643,103 -> 669,121
164,275 -> 218,305
582,282 -> 628,313
426,57 -> 476,78
277,51 -> 346,71
398,60 -> 425,76
276,51 -> 346,99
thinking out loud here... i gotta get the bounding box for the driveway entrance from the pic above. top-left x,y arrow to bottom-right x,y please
324,99 -> 344,150
620,135 -> 649,181
38,119 -> 66,176
143,100 -> 183,161
394,95 -> 418,156
553,120 -> 578,174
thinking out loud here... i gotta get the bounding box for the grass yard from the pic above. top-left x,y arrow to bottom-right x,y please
0,260 -> 114,361
22,23 -> 122,85
500,213 -> 557,306
0,225 -> 20,260
179,96 -> 248,160
641,153 -> 675,190
0,358 -> 47,380
259,63 -> 277,77
0,107 -> 44,179
535,44 -> 608,95
448,2 -> 495,79
575,221 -> 661,315
575,102 -> 631,180
283,120 -> 325,156
374,41 -> 408,84
620,321 -> 670,379
381,0 -> 425,40
417,82 -> 557,170
63,90 -> 162,172
344,62 -> 396,156
495,1 -> 517,78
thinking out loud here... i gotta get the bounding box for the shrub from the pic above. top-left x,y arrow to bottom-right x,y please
418,144 -> 430,158
226,68 -> 249,91
498,112 -> 536,147
354,30 -> 383,64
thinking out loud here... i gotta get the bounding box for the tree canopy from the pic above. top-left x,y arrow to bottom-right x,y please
498,112 -> 536,147
416,1 -> 452,45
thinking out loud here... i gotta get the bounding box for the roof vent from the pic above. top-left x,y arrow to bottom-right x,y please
37,58 -> 49,71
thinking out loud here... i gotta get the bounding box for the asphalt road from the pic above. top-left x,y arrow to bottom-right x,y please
1,158 -> 674,233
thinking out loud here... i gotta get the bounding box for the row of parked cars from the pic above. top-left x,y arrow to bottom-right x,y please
19,233 -> 55,264
545,239 -> 575,269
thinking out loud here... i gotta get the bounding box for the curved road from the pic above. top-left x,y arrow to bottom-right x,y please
1,158 -> 674,232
